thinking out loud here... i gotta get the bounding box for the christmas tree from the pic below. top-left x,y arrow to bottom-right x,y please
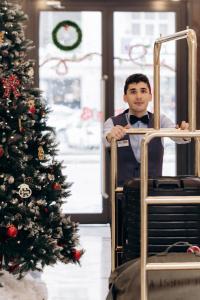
0,0 -> 83,278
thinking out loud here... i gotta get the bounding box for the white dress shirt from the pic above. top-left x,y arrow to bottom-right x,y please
103,111 -> 189,163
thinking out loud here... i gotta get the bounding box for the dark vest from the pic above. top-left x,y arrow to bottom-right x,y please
111,109 -> 164,186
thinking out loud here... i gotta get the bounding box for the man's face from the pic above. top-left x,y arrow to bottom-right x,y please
123,81 -> 152,116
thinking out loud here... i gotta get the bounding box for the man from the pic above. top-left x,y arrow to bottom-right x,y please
103,73 -> 189,185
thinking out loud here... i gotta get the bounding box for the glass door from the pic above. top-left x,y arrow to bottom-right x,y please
39,11 -> 105,221
113,11 -> 176,175
34,0 -> 187,223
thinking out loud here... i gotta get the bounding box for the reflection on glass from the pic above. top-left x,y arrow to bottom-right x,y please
39,11 -> 102,213
114,12 -> 176,176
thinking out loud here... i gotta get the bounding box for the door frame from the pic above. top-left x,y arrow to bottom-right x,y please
23,0 -> 188,223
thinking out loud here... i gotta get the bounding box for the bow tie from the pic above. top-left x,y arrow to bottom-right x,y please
129,114 -> 149,125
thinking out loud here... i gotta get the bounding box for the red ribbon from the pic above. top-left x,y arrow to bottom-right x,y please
1,74 -> 21,99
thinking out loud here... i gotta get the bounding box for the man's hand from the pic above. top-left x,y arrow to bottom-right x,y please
176,121 -> 190,141
176,120 -> 189,130
106,125 -> 130,143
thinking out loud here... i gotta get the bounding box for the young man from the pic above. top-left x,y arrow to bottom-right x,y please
103,73 -> 189,186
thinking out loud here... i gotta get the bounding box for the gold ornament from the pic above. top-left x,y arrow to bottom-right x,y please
48,173 -> 55,181
27,67 -> 34,77
18,183 -> 32,198
0,32 -> 5,44
38,146 -> 44,160
25,177 -> 33,184
27,98 -> 35,109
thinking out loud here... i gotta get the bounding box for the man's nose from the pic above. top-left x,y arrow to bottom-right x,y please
136,92 -> 142,98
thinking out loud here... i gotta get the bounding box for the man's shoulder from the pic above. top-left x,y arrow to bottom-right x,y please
111,109 -> 129,126
113,108 -> 129,117
148,111 -> 169,120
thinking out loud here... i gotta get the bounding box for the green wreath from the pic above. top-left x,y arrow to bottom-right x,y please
52,20 -> 82,51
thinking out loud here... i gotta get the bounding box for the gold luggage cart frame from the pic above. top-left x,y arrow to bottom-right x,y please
110,28 -> 200,300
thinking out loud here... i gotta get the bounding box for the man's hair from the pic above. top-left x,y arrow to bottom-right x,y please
124,73 -> 151,94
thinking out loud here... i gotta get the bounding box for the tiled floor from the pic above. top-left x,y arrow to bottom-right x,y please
41,225 -> 111,300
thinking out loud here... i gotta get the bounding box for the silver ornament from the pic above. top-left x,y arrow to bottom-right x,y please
18,183 -> 32,198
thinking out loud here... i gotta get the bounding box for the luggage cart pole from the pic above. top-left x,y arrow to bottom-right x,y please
140,28 -> 198,300
140,131 -> 200,300
111,137 -> 117,271
153,29 -> 197,130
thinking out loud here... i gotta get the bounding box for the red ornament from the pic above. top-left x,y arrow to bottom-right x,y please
1,74 -> 21,99
0,146 -> 4,158
52,183 -> 61,190
7,225 -> 18,238
81,107 -> 93,121
8,261 -> 19,273
44,207 -> 48,213
57,241 -> 65,247
72,249 -> 83,261
28,106 -> 36,114
20,127 -> 25,133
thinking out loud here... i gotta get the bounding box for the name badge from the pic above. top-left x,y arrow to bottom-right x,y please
117,140 -> 129,147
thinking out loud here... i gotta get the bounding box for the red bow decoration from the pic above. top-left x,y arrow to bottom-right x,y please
81,107 -> 93,121
1,74 -> 21,99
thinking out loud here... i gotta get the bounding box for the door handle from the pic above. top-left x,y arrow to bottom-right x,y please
101,74 -> 109,199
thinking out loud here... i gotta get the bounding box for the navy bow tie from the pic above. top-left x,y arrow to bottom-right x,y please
129,114 -> 149,125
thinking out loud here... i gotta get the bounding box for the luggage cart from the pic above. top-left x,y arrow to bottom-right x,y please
140,28 -> 200,300
110,28 -> 200,300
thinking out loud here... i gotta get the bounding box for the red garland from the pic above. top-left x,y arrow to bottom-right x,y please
1,74 -> 21,99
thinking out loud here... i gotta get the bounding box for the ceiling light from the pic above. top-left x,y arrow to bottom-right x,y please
46,1 -> 65,9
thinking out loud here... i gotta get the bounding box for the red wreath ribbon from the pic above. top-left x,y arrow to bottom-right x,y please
1,74 -> 21,99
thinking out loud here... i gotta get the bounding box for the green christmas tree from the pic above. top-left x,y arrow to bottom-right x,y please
0,0 -> 83,278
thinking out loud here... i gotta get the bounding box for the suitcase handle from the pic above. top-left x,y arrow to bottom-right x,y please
157,241 -> 194,256
153,179 -> 182,189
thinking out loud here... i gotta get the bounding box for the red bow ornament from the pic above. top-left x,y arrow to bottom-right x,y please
1,74 -> 21,99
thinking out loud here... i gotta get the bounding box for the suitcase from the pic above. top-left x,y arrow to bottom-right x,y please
106,252 -> 200,300
117,176 -> 200,263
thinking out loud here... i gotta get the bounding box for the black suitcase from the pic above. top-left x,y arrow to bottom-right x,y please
117,176 -> 200,264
